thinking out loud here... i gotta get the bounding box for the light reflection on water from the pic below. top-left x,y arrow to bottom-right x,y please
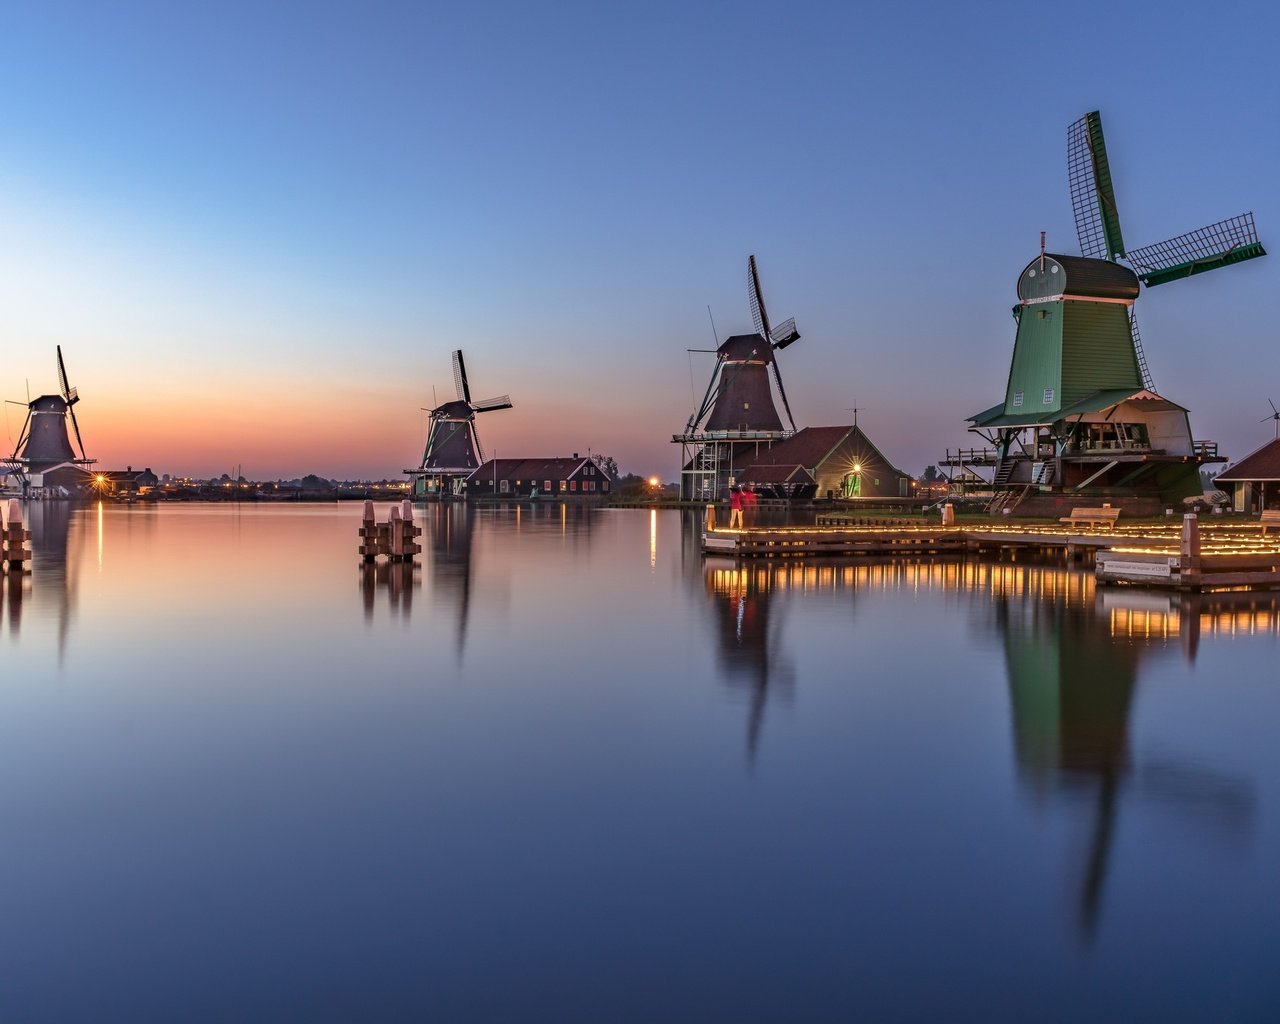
0,501 -> 1276,1020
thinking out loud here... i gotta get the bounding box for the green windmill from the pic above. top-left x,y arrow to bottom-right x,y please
959,111 -> 1266,512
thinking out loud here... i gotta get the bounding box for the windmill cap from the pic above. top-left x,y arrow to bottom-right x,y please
718,334 -> 774,361
1019,253 -> 1139,302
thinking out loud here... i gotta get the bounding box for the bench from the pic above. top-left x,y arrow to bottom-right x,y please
1261,510 -> 1280,534
1059,506 -> 1120,530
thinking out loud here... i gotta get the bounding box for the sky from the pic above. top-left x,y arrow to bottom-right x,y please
1,0 -> 1277,480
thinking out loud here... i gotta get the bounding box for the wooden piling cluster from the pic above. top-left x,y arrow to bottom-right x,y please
3,499 -> 30,574
358,500 -> 422,563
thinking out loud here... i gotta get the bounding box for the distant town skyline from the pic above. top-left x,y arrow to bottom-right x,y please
2,1 -> 1276,479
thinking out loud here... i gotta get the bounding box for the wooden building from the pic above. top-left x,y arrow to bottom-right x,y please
466,455 -> 612,500
736,425 -> 913,500
1215,439 -> 1280,513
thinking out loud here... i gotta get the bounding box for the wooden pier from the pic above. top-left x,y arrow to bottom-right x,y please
703,507 -> 1280,592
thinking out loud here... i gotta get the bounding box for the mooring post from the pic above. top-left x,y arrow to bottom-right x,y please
705,504 -> 716,532
5,499 -> 30,574
400,500 -> 422,561
388,504 -> 403,561
359,500 -> 379,562
941,502 -> 955,527
1180,513 -> 1201,590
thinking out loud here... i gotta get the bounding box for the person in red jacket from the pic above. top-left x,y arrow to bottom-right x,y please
742,484 -> 759,526
729,485 -> 744,529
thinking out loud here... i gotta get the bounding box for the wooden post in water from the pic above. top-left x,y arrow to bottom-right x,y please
359,500 -> 381,562
705,504 -> 717,532
5,499 -> 30,573
400,500 -> 422,560
388,504 -> 404,561
941,502 -> 955,527
1180,513 -> 1201,590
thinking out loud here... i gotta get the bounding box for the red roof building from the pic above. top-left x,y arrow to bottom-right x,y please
1215,438 -> 1280,512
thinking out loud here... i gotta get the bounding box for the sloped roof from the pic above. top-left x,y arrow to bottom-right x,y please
741,425 -> 909,478
738,464 -> 815,484
470,457 -> 596,481
970,388 -> 1187,428
741,426 -> 856,468
1215,438 -> 1280,482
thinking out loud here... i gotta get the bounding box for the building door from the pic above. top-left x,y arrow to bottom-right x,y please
842,472 -> 861,498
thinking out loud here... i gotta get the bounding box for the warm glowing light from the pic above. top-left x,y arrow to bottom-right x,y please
648,477 -> 659,487
853,463 -> 862,473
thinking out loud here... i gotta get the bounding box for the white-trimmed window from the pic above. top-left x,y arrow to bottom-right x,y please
570,480 -> 577,492
500,480 -> 509,493
544,480 -> 551,491
560,480 -> 567,491
1043,388 -> 1055,404
1012,391 -> 1024,407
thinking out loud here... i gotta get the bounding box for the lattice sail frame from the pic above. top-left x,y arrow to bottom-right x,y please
1126,212 -> 1265,286
1068,112 -> 1125,261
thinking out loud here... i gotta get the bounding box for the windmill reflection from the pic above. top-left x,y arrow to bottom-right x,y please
702,560 -> 801,764
423,502 -> 474,662
984,565 -> 1261,941
691,548 -> 1268,940
14,501 -> 80,655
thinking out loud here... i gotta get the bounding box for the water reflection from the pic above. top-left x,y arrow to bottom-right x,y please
422,503 -> 475,662
359,561 -> 419,622
15,502 -> 78,652
704,564 -> 795,764
694,553 -> 1266,939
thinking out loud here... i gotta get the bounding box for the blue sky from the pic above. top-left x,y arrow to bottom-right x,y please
1,0 -> 1276,478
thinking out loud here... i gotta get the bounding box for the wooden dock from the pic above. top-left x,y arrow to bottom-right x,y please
702,510 -> 1280,592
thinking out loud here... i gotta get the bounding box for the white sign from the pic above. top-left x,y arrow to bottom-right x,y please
1099,559 -> 1173,578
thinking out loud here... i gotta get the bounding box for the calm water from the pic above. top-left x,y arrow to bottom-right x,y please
3,502 -> 1277,1021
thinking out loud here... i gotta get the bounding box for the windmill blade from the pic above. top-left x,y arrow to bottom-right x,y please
452,350 -> 472,404
687,355 -> 727,432
471,395 -> 513,412
770,361 -> 797,432
56,346 -> 80,405
1271,399 -> 1279,416
1128,308 -> 1154,392
1127,212 -> 1266,287
68,405 -> 87,460
472,425 -> 485,466
12,410 -> 31,458
769,317 -> 800,350
747,254 -> 772,339
1067,111 -> 1126,261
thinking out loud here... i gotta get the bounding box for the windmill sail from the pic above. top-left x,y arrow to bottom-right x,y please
1068,112 -> 1126,261
1126,212 -> 1266,287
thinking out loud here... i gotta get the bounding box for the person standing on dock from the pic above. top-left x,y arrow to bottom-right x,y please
743,484 -> 758,526
729,485 -> 744,529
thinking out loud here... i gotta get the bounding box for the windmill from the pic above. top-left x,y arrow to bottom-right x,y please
674,255 -> 803,500
4,347 -> 96,494
955,111 -> 1265,512
407,349 -> 512,499
1261,399 -> 1280,440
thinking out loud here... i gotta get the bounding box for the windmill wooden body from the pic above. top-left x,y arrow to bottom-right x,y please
673,256 -> 802,501
951,111 -> 1266,513
407,350 -> 512,499
4,347 -> 96,496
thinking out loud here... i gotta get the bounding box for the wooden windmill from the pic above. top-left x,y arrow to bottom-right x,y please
408,350 -> 512,498
674,255 -> 802,500
956,111 -> 1266,513
4,347 -> 96,494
